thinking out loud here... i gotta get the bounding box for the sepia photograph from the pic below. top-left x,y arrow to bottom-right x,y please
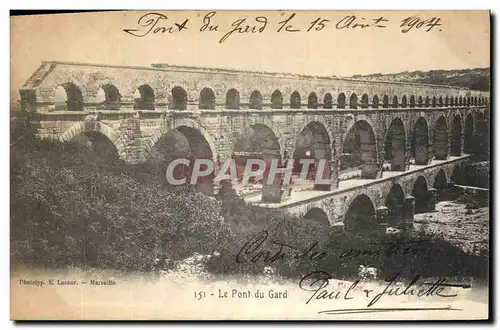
9,10 -> 490,320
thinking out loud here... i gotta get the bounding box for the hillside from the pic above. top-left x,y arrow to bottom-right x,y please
347,68 -> 490,91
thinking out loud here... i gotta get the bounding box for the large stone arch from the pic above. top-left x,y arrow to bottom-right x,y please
434,116 -> 449,160
411,117 -> 430,165
360,94 -> 369,109
341,118 -> 378,179
199,87 -> 217,109
372,95 -> 380,108
232,123 -> 281,158
292,121 -> 333,190
344,193 -> 377,233
128,80 -> 160,97
308,92 -> 319,109
290,91 -> 302,109
392,95 -> 399,108
467,109 -> 478,128
298,207 -> 331,243
425,96 -> 431,107
60,120 -> 128,161
84,79 -> 127,102
95,83 -> 122,110
464,113 -> 475,154
53,82 -> 84,111
385,183 -> 406,228
293,118 -> 334,155
249,90 -> 263,110
146,119 -> 217,195
189,82 -> 217,103
226,88 -> 241,109
323,93 -> 333,109
409,95 -> 416,107
303,207 -> 330,227
337,92 -> 346,109
450,114 -> 463,156
412,175 -> 429,214
235,122 -> 282,202
401,95 -> 408,108
243,117 -> 284,156
271,90 -> 284,109
169,85 -> 189,110
417,96 -> 423,107
146,118 -> 217,162
40,77 -> 85,100
438,96 -> 444,107
349,93 -> 358,109
382,95 -> 389,108
451,162 -> 467,185
133,84 -> 155,110
384,118 -> 407,171
433,168 -> 449,200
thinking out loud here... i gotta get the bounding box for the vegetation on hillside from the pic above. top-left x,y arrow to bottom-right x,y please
349,68 -> 490,91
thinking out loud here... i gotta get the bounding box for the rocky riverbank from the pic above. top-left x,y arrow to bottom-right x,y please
414,200 -> 489,256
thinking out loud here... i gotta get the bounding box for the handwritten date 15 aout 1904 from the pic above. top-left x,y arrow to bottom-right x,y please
123,12 -> 443,43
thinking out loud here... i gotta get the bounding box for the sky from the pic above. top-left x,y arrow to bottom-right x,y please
10,10 -> 490,102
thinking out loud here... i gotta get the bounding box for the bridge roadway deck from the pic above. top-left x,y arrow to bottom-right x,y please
243,155 -> 469,210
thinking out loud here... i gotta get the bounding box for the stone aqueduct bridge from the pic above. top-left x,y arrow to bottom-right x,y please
17,61 -> 490,232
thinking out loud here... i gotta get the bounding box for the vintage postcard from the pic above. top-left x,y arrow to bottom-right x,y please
10,10 -> 490,320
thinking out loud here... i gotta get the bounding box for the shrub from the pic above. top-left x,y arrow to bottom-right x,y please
11,125 -> 230,271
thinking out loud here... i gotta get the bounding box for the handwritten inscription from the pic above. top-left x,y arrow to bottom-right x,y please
219,16 -> 268,44
299,270 -> 467,314
123,12 -> 443,43
235,230 -> 427,264
123,13 -> 188,37
335,16 -> 389,29
400,16 -> 442,33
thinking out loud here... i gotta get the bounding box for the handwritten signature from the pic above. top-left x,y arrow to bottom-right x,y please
123,12 -> 443,43
299,270 -> 469,313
